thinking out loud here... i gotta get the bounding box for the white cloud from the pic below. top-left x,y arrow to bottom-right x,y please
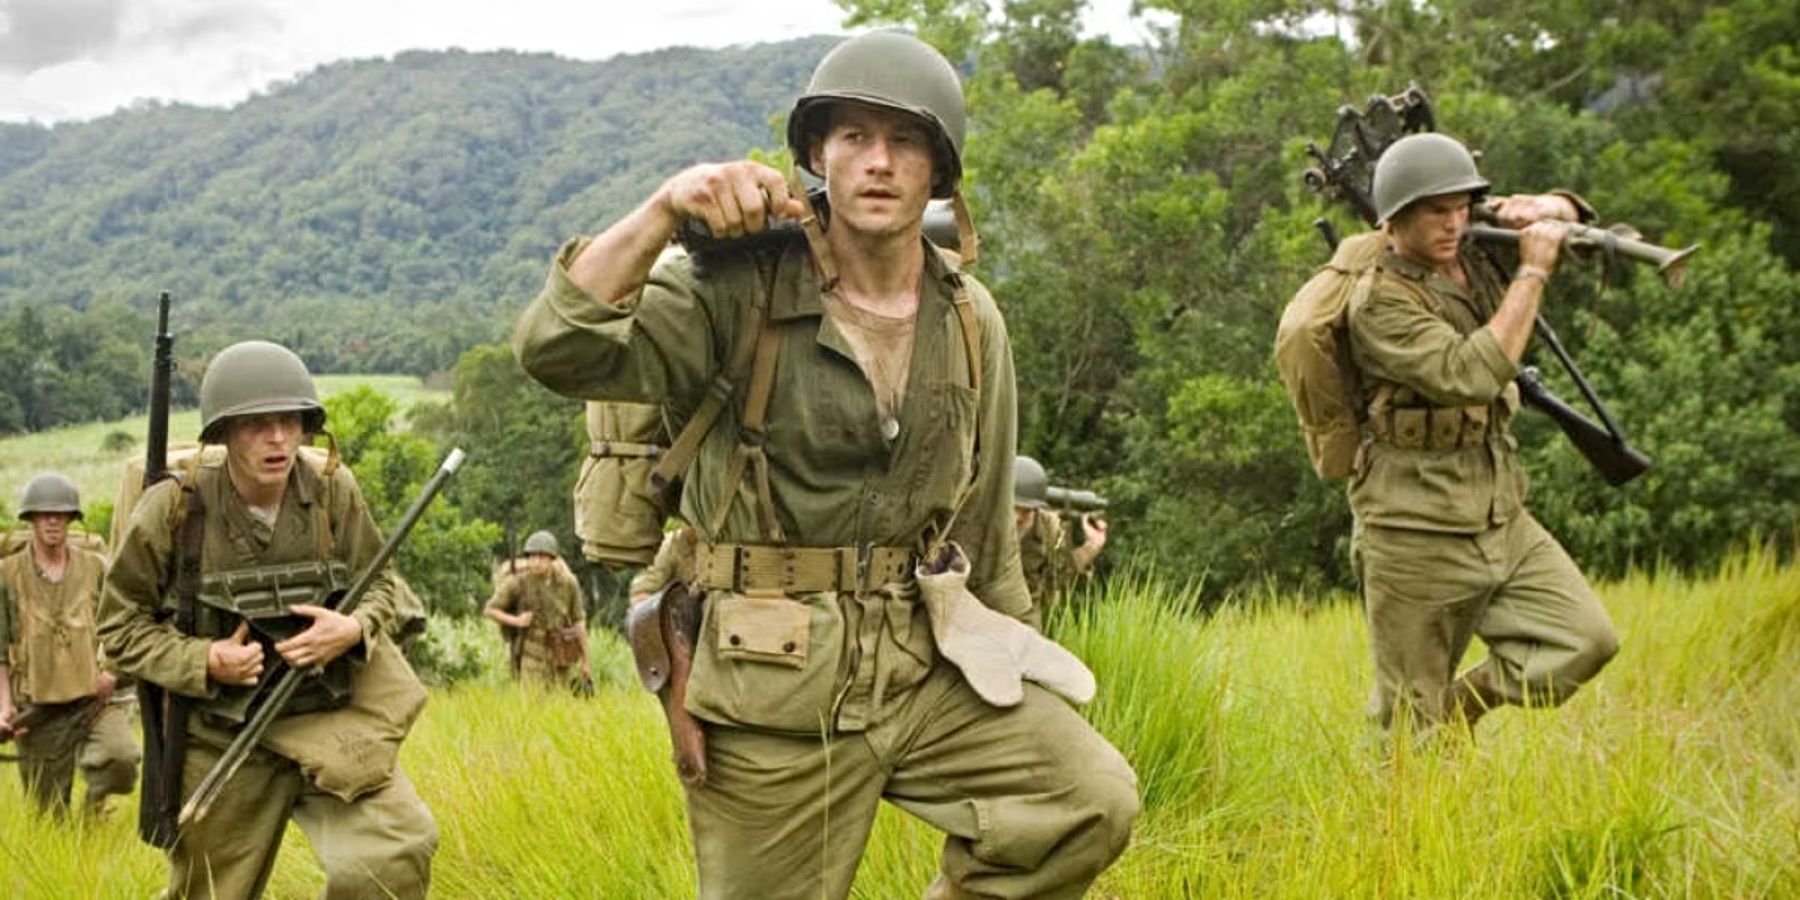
0,0 -> 1165,124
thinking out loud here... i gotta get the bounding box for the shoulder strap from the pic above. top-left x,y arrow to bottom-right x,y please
650,274 -> 771,494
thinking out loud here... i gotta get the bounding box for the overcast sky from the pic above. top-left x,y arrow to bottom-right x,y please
0,0 -> 1165,124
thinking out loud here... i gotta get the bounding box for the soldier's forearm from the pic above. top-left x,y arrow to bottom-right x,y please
566,186 -> 684,306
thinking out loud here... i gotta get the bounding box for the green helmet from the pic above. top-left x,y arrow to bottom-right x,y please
199,341 -> 326,443
1371,133 -> 1490,224
1013,456 -> 1049,510
17,472 -> 82,521
523,530 -> 560,557
787,31 -> 967,199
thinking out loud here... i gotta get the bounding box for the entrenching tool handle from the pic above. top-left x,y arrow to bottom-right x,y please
177,448 -> 465,827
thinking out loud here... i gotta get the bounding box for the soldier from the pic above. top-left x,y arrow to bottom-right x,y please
98,341 -> 437,899
1012,456 -> 1106,612
0,472 -> 139,817
1346,133 -> 1620,736
484,529 -> 591,689
515,30 -> 1138,900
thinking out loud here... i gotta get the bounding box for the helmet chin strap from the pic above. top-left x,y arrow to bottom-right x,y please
951,189 -> 979,266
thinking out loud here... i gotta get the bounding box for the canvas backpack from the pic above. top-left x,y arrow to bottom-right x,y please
1273,230 -> 1387,479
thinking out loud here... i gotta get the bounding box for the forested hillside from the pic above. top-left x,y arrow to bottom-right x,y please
4,0 -> 1798,598
0,38 -> 835,386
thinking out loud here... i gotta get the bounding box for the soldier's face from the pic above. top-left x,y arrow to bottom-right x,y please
27,512 -> 71,550
223,412 -> 305,497
1014,507 -> 1036,531
811,104 -> 935,240
1389,192 -> 1472,269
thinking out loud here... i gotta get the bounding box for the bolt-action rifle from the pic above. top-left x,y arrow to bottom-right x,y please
1302,86 -> 1677,485
136,290 -> 188,848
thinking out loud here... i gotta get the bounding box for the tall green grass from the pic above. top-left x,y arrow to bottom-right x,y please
3,549 -> 1796,897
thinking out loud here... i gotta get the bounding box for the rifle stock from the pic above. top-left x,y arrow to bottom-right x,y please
1516,367 -> 1651,486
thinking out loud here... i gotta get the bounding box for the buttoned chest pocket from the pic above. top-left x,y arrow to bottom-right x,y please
907,381 -> 979,510
687,591 -> 848,733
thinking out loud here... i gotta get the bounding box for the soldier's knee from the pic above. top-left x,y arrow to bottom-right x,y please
1568,624 -> 1620,683
322,812 -> 438,898
1068,754 -> 1140,868
86,757 -> 138,797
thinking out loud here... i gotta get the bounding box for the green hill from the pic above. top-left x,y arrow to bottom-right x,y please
0,39 -> 837,376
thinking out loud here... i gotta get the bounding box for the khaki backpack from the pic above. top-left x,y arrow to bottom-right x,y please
1274,230 -> 1387,479
574,402 -> 673,568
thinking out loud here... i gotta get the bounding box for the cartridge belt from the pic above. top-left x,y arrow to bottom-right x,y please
1367,403 -> 1492,451
696,543 -> 915,594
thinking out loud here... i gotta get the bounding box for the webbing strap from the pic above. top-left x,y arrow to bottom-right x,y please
790,168 -> 839,291
650,286 -> 771,492
951,190 -> 980,266
707,319 -> 787,542
590,441 -> 665,459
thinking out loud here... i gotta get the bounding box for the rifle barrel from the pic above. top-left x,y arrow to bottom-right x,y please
1467,222 -> 1698,291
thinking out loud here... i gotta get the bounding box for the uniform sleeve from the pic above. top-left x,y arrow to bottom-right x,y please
327,467 -> 419,645
97,482 -> 215,698
485,573 -> 519,614
512,238 -> 724,409
948,280 -> 1033,624
562,573 -> 586,628
0,574 -> 14,651
629,532 -> 679,598
1348,278 -> 1518,407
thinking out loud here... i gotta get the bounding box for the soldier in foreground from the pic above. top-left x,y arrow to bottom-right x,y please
0,473 -> 139,817
516,30 -> 1137,900
99,341 -> 437,899
1346,134 -> 1619,736
485,529 -> 591,689
1012,456 -> 1106,612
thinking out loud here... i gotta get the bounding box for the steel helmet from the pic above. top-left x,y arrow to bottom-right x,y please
787,31 -> 967,199
523,530 -> 561,557
198,341 -> 327,443
17,472 -> 82,521
1013,456 -> 1049,510
1371,133 -> 1490,224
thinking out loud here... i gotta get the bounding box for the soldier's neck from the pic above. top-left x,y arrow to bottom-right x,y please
828,227 -> 924,318
31,540 -> 68,579
225,461 -> 289,512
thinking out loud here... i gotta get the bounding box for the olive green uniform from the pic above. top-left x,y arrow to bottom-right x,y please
486,564 -> 586,686
1017,511 -> 1087,612
1,543 -> 139,815
516,237 -> 1138,899
1346,244 -> 1620,728
99,457 -> 437,899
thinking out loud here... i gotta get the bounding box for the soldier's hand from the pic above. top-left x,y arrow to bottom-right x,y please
94,671 -> 117,705
0,701 -> 18,739
1081,515 -> 1109,553
515,610 -> 536,629
1517,220 -> 1568,277
662,161 -> 806,240
208,622 -> 264,687
277,605 -> 366,670
1489,193 -> 1578,229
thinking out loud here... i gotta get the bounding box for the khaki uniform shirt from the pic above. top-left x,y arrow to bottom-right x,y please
629,527 -> 698,600
1346,244 -> 1526,533
98,457 -> 421,731
514,236 -> 1029,732
2,545 -> 107,704
485,565 -> 585,669
1018,511 -> 1082,610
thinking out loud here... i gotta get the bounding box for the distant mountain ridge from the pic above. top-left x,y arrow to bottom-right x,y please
0,37 -> 838,375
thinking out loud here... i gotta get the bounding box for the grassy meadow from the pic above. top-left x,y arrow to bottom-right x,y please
2,548 -> 1796,898
0,375 -> 446,523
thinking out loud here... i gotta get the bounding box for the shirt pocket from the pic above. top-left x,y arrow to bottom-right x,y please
907,381 -> 979,511
686,591 -> 847,733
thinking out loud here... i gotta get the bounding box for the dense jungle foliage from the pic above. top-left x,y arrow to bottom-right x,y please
3,0 -> 1797,602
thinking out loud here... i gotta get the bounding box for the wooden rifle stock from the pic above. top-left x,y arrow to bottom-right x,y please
1516,367 -> 1651,487
137,289 -> 186,848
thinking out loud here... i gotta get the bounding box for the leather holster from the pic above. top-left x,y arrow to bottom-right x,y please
626,581 -> 708,787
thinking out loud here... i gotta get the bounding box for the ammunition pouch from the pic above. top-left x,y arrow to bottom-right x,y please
548,625 -> 586,669
194,560 -> 356,724
1367,403 -> 1492,451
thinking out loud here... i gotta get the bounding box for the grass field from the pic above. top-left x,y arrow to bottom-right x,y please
0,374 -> 446,521
2,549 -> 1796,898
